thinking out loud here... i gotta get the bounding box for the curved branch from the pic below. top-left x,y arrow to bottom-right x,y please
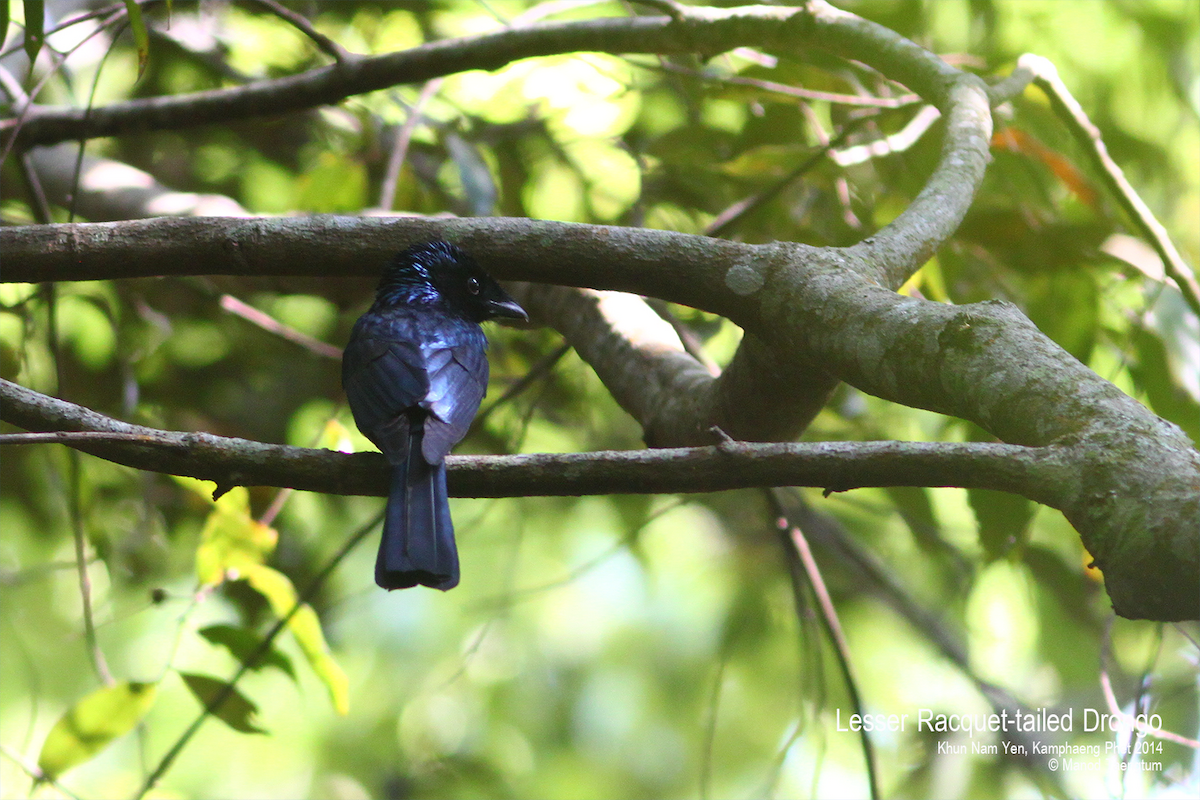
2,3 -> 961,151
3,216 -> 1198,620
4,1 -> 991,289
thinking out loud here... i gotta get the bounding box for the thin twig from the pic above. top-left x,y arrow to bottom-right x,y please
706,114 -> 876,237
699,656 -> 725,800
474,340 -> 572,428
0,559 -> 97,586
0,743 -> 85,800
0,0 -> 131,59
1099,625 -> 1200,749
649,59 -> 921,108
0,64 -> 29,104
18,151 -> 53,224
218,294 -> 343,360
0,7 -> 128,164
69,452 -> 115,686
771,491 -> 879,800
470,498 -> 685,609
378,78 -> 444,210
240,0 -> 350,64
134,507 -> 385,799
828,104 -> 941,167
1020,54 -> 1199,315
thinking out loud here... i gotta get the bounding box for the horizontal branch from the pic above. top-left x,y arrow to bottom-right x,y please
4,216 -> 1198,620
1,378 -> 1062,501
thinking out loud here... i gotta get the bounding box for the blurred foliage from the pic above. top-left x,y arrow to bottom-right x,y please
1,2 -> 1198,799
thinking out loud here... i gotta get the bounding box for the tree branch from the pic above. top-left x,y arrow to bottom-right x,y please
1,377 -> 1065,501
3,215 -> 1197,620
1018,53 -> 1200,315
1,3 -> 964,151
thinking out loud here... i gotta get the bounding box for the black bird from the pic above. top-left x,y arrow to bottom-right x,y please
342,241 -> 526,591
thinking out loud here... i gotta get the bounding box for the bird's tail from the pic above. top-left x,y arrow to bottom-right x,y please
376,438 -> 459,591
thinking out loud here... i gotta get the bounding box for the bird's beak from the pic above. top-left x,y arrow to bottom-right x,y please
487,296 -> 529,322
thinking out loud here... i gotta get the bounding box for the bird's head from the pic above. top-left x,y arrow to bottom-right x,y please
374,240 -> 528,323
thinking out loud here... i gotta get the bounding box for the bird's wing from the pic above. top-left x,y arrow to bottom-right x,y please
342,317 -> 429,463
421,324 -> 489,464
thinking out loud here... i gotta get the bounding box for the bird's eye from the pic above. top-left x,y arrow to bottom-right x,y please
466,276 -> 481,295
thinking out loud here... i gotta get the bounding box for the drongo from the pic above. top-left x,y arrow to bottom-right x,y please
343,241 -> 526,591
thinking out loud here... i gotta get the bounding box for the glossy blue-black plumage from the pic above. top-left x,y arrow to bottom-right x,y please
342,241 -> 526,590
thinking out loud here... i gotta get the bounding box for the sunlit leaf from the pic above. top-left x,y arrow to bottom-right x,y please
179,672 -> 267,734
37,681 -> 158,781
242,562 -> 297,613
198,624 -> 297,681
242,564 -> 350,715
287,603 -> 350,716
187,482 -> 277,586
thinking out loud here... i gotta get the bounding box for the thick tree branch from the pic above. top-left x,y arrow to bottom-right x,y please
506,283 -> 833,446
4,1 -> 991,291
3,216 -> 1198,620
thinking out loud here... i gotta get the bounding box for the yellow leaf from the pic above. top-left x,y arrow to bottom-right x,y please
288,605 -> 350,716
242,564 -> 350,715
194,486 -> 277,587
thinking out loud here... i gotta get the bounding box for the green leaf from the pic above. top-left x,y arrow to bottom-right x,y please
1023,270 -> 1098,364
718,144 -> 806,179
287,603 -> 350,716
179,672 -> 267,734
37,681 -> 158,781
2,1 -> 10,52
198,624 -> 297,681
968,488 -> 1035,560
1130,325 -> 1200,445
884,486 -> 941,552
22,0 -> 43,69
242,564 -> 350,715
122,0 -> 150,80
964,423 -> 1034,558
296,152 -> 367,213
